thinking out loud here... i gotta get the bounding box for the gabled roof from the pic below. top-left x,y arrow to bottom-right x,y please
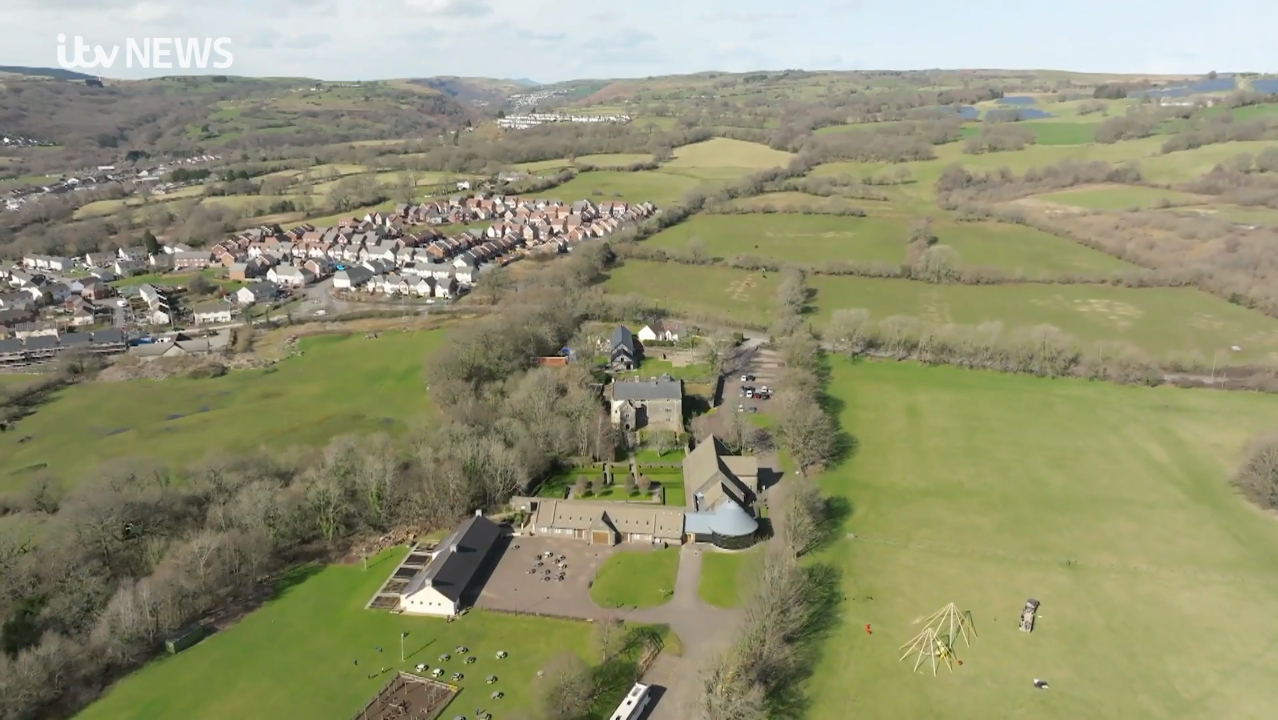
611,376 -> 682,401
683,435 -> 756,511
407,515 -> 502,602
611,325 -> 636,355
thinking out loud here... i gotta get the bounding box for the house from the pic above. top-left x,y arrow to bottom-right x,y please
87,268 -> 118,282
236,281 -> 278,306
113,259 -> 147,277
637,320 -> 684,344
682,435 -> 759,513
192,302 -> 235,325
433,276 -> 458,299
333,266 -> 374,290
609,325 -> 640,371
400,514 -> 503,617
227,262 -> 262,281
267,264 -> 313,288
116,246 -> 148,262
610,376 -> 683,432
149,253 -> 175,271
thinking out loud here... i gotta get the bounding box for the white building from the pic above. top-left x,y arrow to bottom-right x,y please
400,514 -> 502,617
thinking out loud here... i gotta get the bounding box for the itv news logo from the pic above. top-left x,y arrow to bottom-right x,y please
56,34 -> 234,71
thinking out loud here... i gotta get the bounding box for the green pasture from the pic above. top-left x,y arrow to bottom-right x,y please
805,360 -> 1278,720
641,213 -> 1131,276
74,548 -> 593,720
547,171 -> 706,206
663,138 -> 794,177
602,260 -> 1278,363
589,549 -> 681,609
0,330 -> 446,491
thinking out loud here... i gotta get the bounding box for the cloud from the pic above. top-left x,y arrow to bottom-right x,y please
123,1 -> 181,24
282,32 -> 333,49
242,30 -> 279,49
401,0 -> 492,17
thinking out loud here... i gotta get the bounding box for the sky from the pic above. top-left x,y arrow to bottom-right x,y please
3,0 -> 1275,83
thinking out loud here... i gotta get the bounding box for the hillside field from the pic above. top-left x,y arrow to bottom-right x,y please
602,260 -> 1278,363
806,361 -> 1278,720
0,330 -> 445,491
1035,185 -> 1205,210
641,213 -> 1133,276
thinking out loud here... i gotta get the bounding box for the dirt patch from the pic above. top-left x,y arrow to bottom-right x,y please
725,275 -> 758,303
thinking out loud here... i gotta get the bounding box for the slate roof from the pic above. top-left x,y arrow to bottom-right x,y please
408,515 -> 502,602
611,325 -> 636,356
611,376 -> 682,401
91,329 -> 125,345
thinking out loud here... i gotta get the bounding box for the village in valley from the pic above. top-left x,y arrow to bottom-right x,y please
0,193 -> 656,366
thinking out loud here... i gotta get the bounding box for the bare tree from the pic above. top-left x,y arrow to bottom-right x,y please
777,476 -> 827,557
538,652 -> 596,720
828,308 -> 872,357
1234,432 -> 1278,510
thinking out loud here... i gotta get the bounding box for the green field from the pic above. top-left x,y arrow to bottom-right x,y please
939,222 -> 1136,275
603,260 -> 1278,363
646,214 -> 905,265
0,331 -> 445,491
697,549 -> 755,608
575,153 -> 654,167
1165,204 -> 1278,226
642,213 -> 1131,276
662,138 -> 794,179
810,137 -> 1278,202
806,360 -> 1278,720
960,121 -> 1096,146
1036,185 -> 1204,210
547,170 -> 706,206
589,549 -> 681,609
74,548 -> 593,720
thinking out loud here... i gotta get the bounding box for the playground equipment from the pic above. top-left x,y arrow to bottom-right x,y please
1019,598 -> 1040,633
899,602 -> 976,676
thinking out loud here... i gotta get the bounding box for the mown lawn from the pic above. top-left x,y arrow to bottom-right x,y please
697,549 -> 756,608
806,360 -> 1278,720
589,548 -> 681,609
618,359 -> 714,381
74,548 -> 594,720
0,330 -> 446,491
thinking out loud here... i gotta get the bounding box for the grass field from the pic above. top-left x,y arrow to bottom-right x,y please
603,260 -> 1278,363
642,213 -> 1131,276
806,360 -> 1278,720
697,549 -> 755,608
810,137 -> 1278,203
618,358 -> 714,381
74,548 -> 594,720
663,138 -> 794,178
589,549 -> 681,609
727,191 -> 899,214
959,121 -> 1096,146
546,170 -> 705,206
1035,185 -> 1204,210
1165,204 -> 1278,226
0,330 -> 445,491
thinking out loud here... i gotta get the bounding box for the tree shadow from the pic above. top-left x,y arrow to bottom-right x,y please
765,563 -> 845,720
271,563 -> 325,601
818,496 -> 855,551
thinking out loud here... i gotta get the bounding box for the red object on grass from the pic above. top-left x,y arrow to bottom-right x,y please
865,624 -> 872,634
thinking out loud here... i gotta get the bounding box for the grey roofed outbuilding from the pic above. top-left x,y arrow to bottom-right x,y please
611,376 -> 682,401
24,335 -> 58,351
0,338 -> 24,354
683,498 -> 758,538
60,332 -> 92,346
91,329 -> 125,345
407,515 -> 503,602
